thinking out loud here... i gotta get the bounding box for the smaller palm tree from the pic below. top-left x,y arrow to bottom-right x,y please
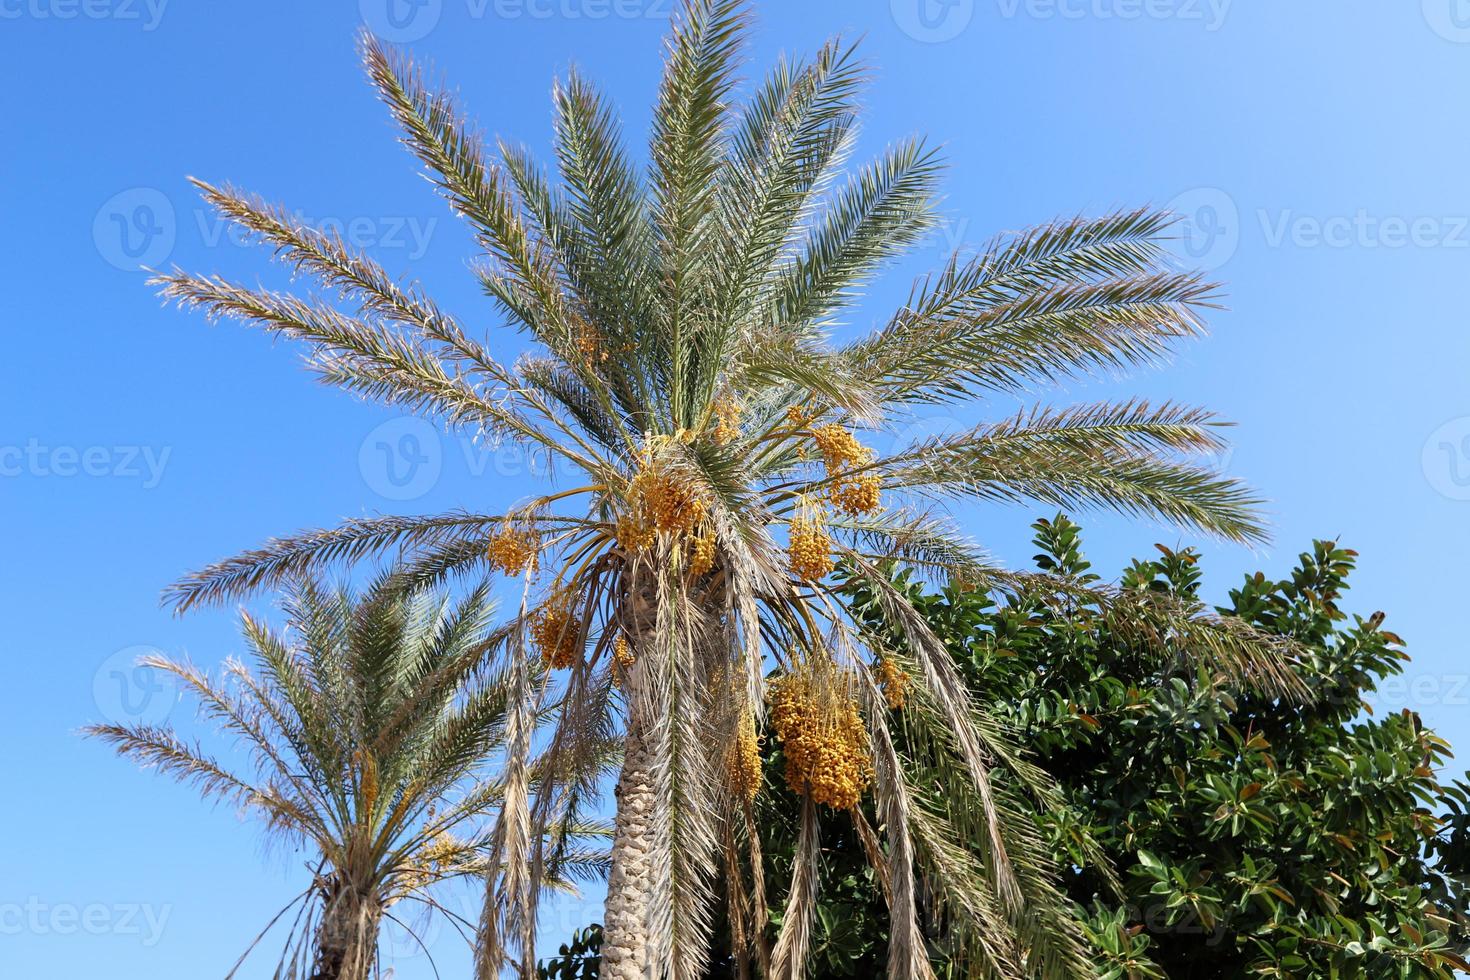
86,574 -> 605,980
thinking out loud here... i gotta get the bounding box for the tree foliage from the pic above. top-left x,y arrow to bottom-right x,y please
548,518 -> 1470,977
145,0 -> 1291,974
88,574 -> 607,980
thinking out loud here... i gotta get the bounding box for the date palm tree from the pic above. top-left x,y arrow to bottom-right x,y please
87,575 -> 605,980
150,2 -> 1300,976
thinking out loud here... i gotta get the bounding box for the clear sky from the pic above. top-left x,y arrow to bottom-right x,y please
5,1 -> 1470,976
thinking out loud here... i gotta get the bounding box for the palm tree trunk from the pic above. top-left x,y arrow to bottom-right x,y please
311,877 -> 380,980
602,718 -> 657,979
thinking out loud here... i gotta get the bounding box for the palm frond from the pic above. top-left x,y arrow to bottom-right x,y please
828,507 -> 994,582
86,722 -> 276,815
872,400 -> 1265,543
716,36 -> 865,324
994,567 -> 1310,700
639,576 -> 721,979
167,513 -> 548,611
840,550 -> 1024,908
769,795 -> 820,978
858,669 -> 937,980
770,136 -> 943,333
649,0 -> 750,409
150,270 -> 520,433
849,222 -> 1217,403
361,33 -> 569,342
186,178 -> 511,383
549,68 -> 660,405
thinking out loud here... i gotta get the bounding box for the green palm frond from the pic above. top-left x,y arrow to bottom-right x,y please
87,722 -> 275,812
184,178 -> 505,379
151,270 -> 513,429
362,34 -> 563,335
716,37 -> 865,330
846,209 -> 1215,403
874,400 -> 1264,544
166,512 -> 597,611
828,507 -> 995,580
771,135 -> 943,334
987,568 -> 1310,700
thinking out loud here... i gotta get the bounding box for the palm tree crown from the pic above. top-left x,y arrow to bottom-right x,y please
88,576 -> 602,980
149,2 -> 1293,976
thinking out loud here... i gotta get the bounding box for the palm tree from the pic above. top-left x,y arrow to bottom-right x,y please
87,575 -> 605,980
149,2 -> 1300,976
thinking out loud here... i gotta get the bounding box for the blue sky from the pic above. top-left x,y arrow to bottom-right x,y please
5,1 -> 1470,976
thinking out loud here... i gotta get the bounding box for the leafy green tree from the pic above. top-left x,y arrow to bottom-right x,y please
539,923 -> 605,979
87,575 -> 604,980
833,518 -> 1470,976
148,0 -> 1293,974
